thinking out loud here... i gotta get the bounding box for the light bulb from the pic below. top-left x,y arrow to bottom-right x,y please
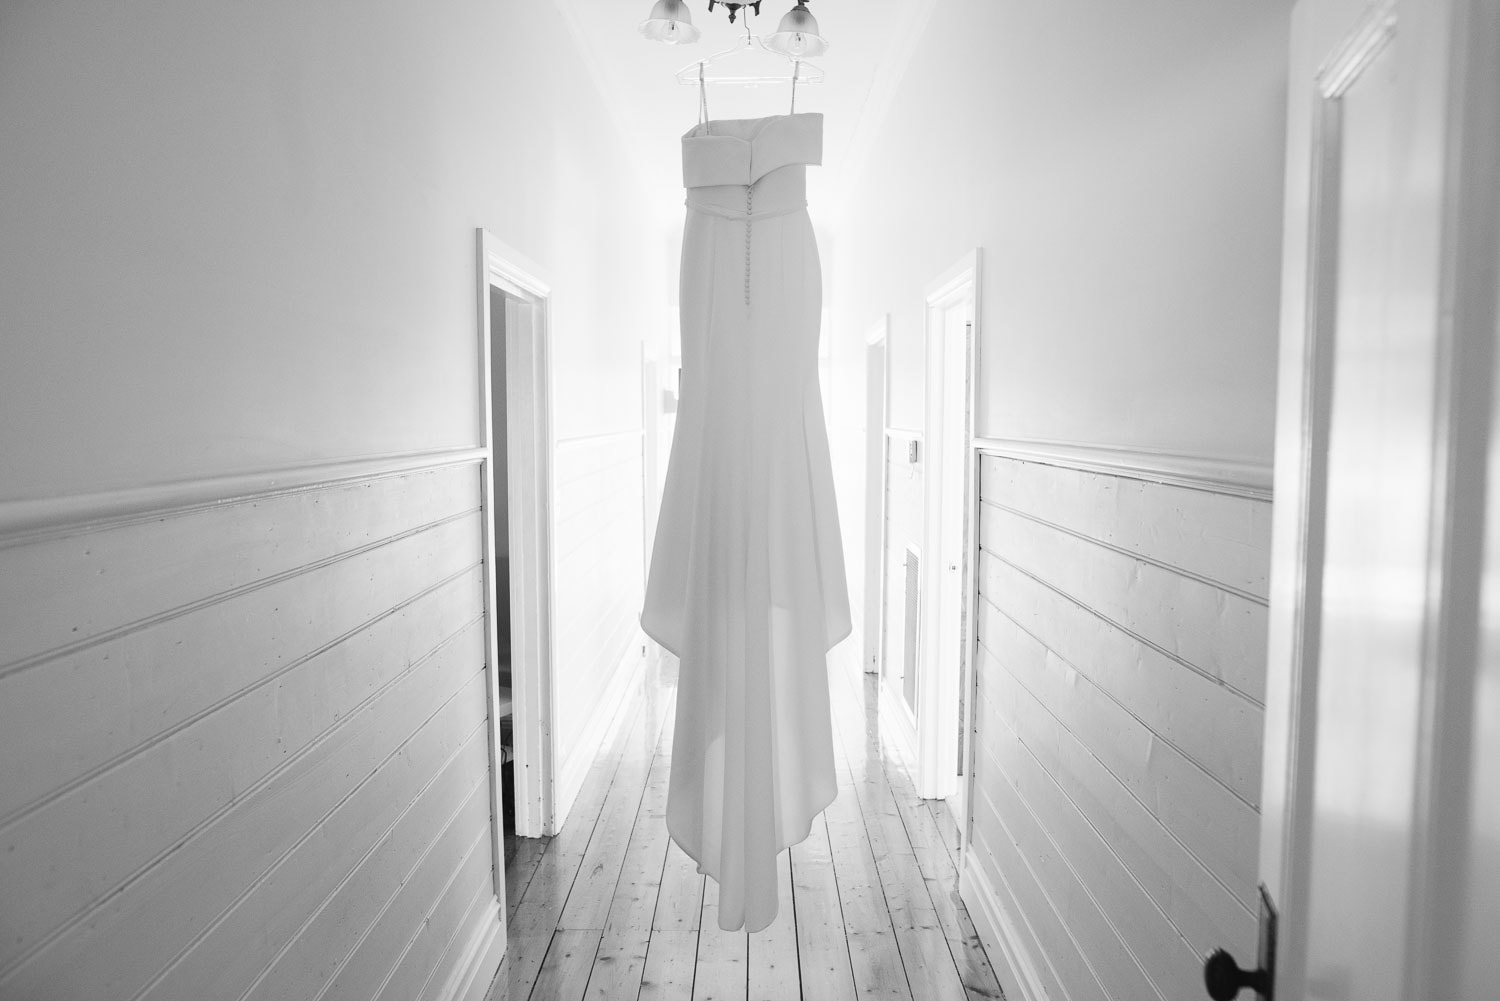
787,32 -> 805,55
639,0 -> 701,45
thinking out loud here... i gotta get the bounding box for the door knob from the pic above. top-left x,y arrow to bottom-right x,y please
1202,948 -> 1270,1000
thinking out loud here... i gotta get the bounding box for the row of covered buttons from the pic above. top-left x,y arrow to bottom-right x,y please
744,183 -> 753,307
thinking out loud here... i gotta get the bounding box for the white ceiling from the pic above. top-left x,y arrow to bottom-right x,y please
552,0 -> 937,216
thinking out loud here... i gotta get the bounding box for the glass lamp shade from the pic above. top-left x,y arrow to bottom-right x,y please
763,2 -> 828,58
639,0 -> 702,44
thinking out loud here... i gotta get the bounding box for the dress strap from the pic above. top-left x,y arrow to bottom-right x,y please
698,63 -> 711,134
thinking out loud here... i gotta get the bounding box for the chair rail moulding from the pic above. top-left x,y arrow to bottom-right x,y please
0,447 -> 489,543
972,437 -> 1273,501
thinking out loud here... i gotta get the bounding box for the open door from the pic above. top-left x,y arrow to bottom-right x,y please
478,231 -> 556,847
915,251 -> 979,806
864,316 -> 890,678
1245,3 -> 1499,999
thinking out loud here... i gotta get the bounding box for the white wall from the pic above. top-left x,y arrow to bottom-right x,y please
0,1 -> 661,998
826,0 -> 1289,457
0,0 -> 659,500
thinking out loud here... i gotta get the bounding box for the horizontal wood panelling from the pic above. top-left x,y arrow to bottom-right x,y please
970,789 -> 1109,1001
0,511 -> 483,827
979,739 -> 1163,1001
324,822 -> 492,1001
551,432 -> 646,828
430,897 -> 502,1001
979,502 -> 1269,703
245,767 -> 493,1001
979,551 -> 1263,806
977,694 -> 1246,999
419,884 -> 498,1001
967,454 -> 1269,1001
974,579 -> 1260,907
147,717 -> 493,1001
367,825 -> 494,1001
965,824 -> 1069,1001
978,456 -> 1272,598
0,461 -> 481,671
972,641 -> 1255,954
6,657 -> 487,1001
0,565 -> 486,969
552,437 -> 640,534
0,462 -> 501,1001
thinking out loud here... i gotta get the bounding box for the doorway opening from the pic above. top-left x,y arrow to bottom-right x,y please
919,250 -> 979,828
477,231 -> 556,899
864,316 -> 890,679
487,285 -> 518,863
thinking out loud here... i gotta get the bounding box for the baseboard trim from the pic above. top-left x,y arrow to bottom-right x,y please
0,446 -> 488,542
551,628 -> 645,835
961,849 -> 1048,1001
439,897 -> 504,1001
972,436 -> 1272,501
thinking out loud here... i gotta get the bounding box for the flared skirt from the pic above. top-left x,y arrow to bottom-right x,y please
640,205 -> 851,932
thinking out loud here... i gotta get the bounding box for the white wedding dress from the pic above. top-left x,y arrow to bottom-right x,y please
640,112 -> 852,933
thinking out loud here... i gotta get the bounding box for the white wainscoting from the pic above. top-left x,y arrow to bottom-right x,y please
550,430 -> 647,830
0,458 -> 503,1001
961,450 -> 1272,1001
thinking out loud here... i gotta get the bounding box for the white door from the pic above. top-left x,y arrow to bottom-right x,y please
918,252 -> 979,804
479,232 -> 557,840
1252,3 -> 1499,999
864,319 -> 890,675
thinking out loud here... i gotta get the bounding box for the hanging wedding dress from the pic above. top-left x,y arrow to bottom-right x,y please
639,110 -> 851,933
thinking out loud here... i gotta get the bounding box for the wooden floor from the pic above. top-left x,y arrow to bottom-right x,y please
488,643 -> 1005,1001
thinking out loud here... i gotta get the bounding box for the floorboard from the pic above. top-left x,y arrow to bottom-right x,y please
583,704 -> 677,999
486,642 -> 1004,1001
790,815 -> 857,1001
691,879 -> 748,1001
747,854 -> 801,1000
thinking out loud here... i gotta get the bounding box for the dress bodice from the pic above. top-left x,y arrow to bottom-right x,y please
681,113 -> 822,189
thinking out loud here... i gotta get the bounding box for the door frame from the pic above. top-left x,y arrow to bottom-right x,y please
917,249 -> 981,804
477,229 -> 557,847
1258,0 -> 1500,995
865,315 -> 891,678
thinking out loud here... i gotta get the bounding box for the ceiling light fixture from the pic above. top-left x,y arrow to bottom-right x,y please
762,1 -> 827,58
639,1 -> 826,48
707,2 -> 762,25
638,0 -> 702,45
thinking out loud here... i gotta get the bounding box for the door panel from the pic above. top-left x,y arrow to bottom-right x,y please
915,252 -> 977,801
1305,36 -> 1429,1001
1259,2 -> 1500,999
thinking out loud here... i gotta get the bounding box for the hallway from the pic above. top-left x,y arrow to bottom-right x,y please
492,645 -> 1002,1001
5,3 -> 1498,1000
